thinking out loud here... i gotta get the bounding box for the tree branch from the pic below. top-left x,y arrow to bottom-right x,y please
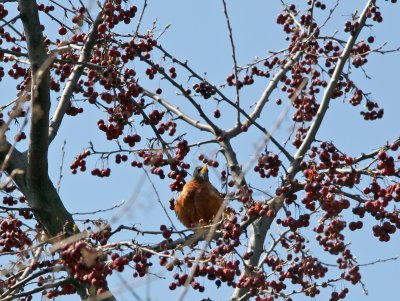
18,0 -> 75,236
19,0 -> 50,183
0,137 -> 27,192
143,89 -> 213,132
48,11 -> 103,143
247,51 -> 302,126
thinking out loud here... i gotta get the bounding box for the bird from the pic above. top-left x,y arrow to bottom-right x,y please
175,164 -> 224,229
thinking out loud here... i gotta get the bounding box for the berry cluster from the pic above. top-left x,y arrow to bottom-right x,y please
372,222 -> 396,242
2,194 -> 32,219
169,272 -> 205,292
159,224 -> 172,240
0,3 -> 8,19
60,241 -> 110,295
247,202 -> 275,218
314,218 -> 346,255
91,167 -> 111,178
7,62 -> 27,80
98,1 -> 137,33
70,149 -> 90,174
2,195 -> 16,206
158,120 -> 177,136
132,251 -> 153,278
360,101 -> 384,120
115,153 -> 128,164
123,133 -> 141,147
167,169 -> 188,191
144,109 -> 165,126
0,216 -> 32,252
193,81 -> 216,99
277,212 -> 310,232
350,41 -> 370,68
236,270 -> 268,297
174,259 -> 240,291
145,64 -> 165,80
97,119 -> 123,140
213,216 -> 241,255
366,4 -> 383,23
197,154 -> 220,168
376,150 -> 395,175
254,152 -> 281,178
226,73 -> 255,89
348,220 -> 363,231
168,66 -> 177,78
89,225 -> 111,246
66,103 -> 84,116
44,283 -> 76,299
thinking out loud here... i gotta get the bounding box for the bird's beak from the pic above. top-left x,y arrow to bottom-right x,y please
201,164 -> 208,173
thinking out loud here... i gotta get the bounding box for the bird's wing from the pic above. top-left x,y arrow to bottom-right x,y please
210,184 -> 222,201
193,182 -> 224,225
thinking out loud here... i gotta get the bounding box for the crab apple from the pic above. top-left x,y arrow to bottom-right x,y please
58,26 -> 67,36
97,23 -> 107,33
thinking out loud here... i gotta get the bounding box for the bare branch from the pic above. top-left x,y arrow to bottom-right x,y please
143,89 -> 213,132
72,200 -> 125,216
354,137 -> 400,163
135,0 -> 147,34
357,255 -> 400,267
57,139 -> 66,193
248,51 -> 302,126
48,12 -> 103,143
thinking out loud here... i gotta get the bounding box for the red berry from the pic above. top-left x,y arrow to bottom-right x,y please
58,26 -> 67,36
97,24 -> 107,33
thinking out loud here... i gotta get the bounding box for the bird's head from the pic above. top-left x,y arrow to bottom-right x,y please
193,164 -> 209,182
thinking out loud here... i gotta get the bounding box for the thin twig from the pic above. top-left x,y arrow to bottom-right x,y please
135,0 -> 147,34
221,0 -> 240,126
57,140 -> 66,193
140,167 -> 178,231
71,200 -> 125,216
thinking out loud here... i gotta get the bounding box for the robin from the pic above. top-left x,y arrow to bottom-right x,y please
175,164 -> 224,228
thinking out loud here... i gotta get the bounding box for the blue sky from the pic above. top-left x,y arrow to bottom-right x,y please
1,1 -> 400,300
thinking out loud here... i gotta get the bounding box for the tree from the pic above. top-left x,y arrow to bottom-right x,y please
0,0 -> 399,300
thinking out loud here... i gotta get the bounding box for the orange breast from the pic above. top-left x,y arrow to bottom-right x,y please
175,179 -> 224,228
